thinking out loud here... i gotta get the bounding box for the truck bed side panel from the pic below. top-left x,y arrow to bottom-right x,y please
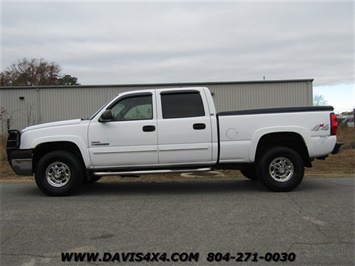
218,108 -> 336,163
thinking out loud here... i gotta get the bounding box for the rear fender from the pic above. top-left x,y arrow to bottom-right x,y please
250,127 -> 310,162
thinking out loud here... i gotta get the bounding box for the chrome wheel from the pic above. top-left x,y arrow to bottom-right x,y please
257,147 -> 304,192
45,162 -> 71,188
36,151 -> 84,196
269,157 -> 294,183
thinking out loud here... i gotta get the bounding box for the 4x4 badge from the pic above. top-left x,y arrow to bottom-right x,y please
311,124 -> 329,131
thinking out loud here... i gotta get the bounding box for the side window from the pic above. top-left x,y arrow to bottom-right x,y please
161,92 -> 205,119
109,95 -> 153,121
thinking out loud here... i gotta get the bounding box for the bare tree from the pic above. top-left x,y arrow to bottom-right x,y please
0,107 -> 12,135
26,104 -> 36,127
313,94 -> 328,106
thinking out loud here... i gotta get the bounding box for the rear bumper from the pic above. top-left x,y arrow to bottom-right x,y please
332,142 -> 344,155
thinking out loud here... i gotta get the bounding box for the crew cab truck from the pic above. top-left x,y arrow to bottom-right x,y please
7,87 -> 343,196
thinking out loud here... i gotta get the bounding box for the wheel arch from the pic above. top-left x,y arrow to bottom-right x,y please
254,132 -> 311,167
33,141 -> 86,172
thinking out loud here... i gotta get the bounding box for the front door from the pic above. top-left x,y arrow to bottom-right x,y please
88,92 -> 158,169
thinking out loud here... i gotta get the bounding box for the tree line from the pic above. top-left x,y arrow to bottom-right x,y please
0,58 -> 80,86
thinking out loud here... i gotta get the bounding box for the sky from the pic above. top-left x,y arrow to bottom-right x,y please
1,0 -> 354,113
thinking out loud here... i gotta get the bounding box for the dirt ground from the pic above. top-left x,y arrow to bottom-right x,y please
1,127 -> 354,182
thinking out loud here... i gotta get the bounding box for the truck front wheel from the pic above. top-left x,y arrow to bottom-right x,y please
256,147 -> 304,192
35,151 -> 84,196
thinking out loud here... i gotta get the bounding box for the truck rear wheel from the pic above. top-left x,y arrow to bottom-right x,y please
240,167 -> 258,180
256,147 -> 304,192
35,151 -> 84,196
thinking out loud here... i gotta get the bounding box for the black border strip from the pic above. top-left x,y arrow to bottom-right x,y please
218,106 -> 334,116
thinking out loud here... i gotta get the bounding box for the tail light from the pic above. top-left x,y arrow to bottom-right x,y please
330,113 -> 338,135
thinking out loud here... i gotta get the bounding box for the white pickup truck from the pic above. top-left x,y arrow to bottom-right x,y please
7,87 -> 343,196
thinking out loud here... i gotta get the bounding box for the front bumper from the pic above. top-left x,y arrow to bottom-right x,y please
332,142 -> 344,155
7,130 -> 33,176
7,149 -> 33,176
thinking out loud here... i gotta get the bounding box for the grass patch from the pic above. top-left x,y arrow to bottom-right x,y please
0,134 -> 7,162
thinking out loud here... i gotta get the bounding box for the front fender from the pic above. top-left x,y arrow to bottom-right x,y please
22,134 -> 91,168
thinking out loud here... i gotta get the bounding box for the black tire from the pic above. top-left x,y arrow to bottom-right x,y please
240,167 -> 258,181
35,151 -> 84,196
84,175 -> 102,184
256,147 -> 304,192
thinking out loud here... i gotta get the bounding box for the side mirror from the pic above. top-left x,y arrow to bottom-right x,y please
99,110 -> 113,122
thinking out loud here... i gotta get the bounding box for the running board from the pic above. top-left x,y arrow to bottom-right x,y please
93,168 -> 211,176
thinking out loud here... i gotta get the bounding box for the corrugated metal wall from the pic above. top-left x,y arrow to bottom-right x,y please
0,79 -> 313,133
208,81 -> 312,112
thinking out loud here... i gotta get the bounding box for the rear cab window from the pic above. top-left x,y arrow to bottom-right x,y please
161,91 -> 205,119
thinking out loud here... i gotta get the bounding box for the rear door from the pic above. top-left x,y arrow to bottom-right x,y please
156,89 -> 213,166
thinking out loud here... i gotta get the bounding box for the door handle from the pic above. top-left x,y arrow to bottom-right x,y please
143,125 -> 156,132
193,123 -> 206,130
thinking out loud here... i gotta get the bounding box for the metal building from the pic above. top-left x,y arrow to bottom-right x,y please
0,79 -> 313,133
